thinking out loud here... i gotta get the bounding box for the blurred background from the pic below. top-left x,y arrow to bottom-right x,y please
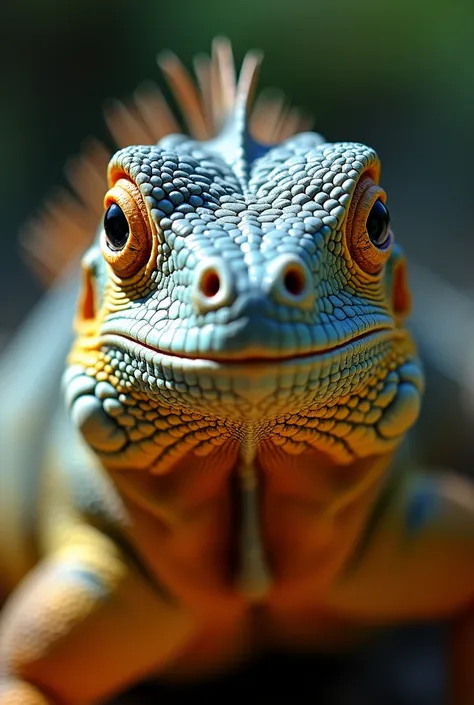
0,2 -> 473,702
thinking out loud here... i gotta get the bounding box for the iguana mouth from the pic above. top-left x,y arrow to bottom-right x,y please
101,326 -> 398,366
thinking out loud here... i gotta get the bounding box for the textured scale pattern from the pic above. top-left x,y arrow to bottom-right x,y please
68,132 -> 422,473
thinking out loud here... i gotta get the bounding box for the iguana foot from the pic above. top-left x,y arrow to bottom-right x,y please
0,529 -> 195,704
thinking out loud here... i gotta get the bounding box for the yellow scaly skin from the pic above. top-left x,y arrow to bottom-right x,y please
0,44 -> 473,705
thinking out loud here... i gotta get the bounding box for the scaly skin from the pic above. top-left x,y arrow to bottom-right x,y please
1,44 -> 473,705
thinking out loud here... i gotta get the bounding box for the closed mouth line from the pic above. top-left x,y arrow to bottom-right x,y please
102,326 -> 395,364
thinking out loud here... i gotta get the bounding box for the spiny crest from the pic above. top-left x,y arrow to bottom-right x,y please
21,37 -> 313,286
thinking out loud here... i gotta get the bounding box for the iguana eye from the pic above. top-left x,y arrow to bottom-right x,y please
345,174 -> 393,275
104,203 -> 129,251
367,199 -> 390,248
101,178 -> 153,278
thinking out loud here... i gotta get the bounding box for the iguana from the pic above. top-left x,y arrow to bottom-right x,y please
1,39 -> 473,705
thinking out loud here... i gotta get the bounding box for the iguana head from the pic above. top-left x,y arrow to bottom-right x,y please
66,45 -> 423,474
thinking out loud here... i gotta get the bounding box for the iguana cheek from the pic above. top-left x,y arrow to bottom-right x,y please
64,369 -> 128,453
377,380 -> 422,441
71,394 -> 128,453
375,362 -> 424,441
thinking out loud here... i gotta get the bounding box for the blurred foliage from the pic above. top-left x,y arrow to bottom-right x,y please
1,0 -> 474,331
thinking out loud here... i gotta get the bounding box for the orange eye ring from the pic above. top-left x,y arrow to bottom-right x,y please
101,178 -> 153,278
345,174 -> 393,275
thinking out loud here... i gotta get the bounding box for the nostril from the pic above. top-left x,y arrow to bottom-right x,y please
283,266 -> 306,297
266,254 -> 313,309
192,258 -> 234,313
200,269 -> 221,298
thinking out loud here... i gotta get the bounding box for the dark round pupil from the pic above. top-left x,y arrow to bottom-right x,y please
366,199 -> 390,247
104,203 -> 129,251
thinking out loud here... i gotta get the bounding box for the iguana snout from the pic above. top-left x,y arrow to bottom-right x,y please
191,252 -> 314,316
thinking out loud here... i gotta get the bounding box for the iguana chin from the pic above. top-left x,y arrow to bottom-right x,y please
1,39 -> 473,705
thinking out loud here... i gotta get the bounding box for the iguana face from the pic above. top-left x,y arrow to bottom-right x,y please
67,131 -> 423,473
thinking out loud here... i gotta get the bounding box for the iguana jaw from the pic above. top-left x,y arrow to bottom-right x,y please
66,336 -> 421,474
65,321 -> 422,473
100,325 -> 395,365
97,325 -> 419,422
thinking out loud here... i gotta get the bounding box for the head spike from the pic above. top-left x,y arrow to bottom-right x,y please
193,52 -> 213,131
132,81 -> 182,141
211,36 -> 237,119
250,88 -> 287,144
157,50 -> 211,140
104,98 -> 155,148
235,49 -> 263,118
208,49 -> 264,190
20,139 -> 110,286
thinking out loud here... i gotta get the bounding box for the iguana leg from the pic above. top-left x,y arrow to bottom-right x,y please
327,469 -> 474,705
0,529 -> 194,705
